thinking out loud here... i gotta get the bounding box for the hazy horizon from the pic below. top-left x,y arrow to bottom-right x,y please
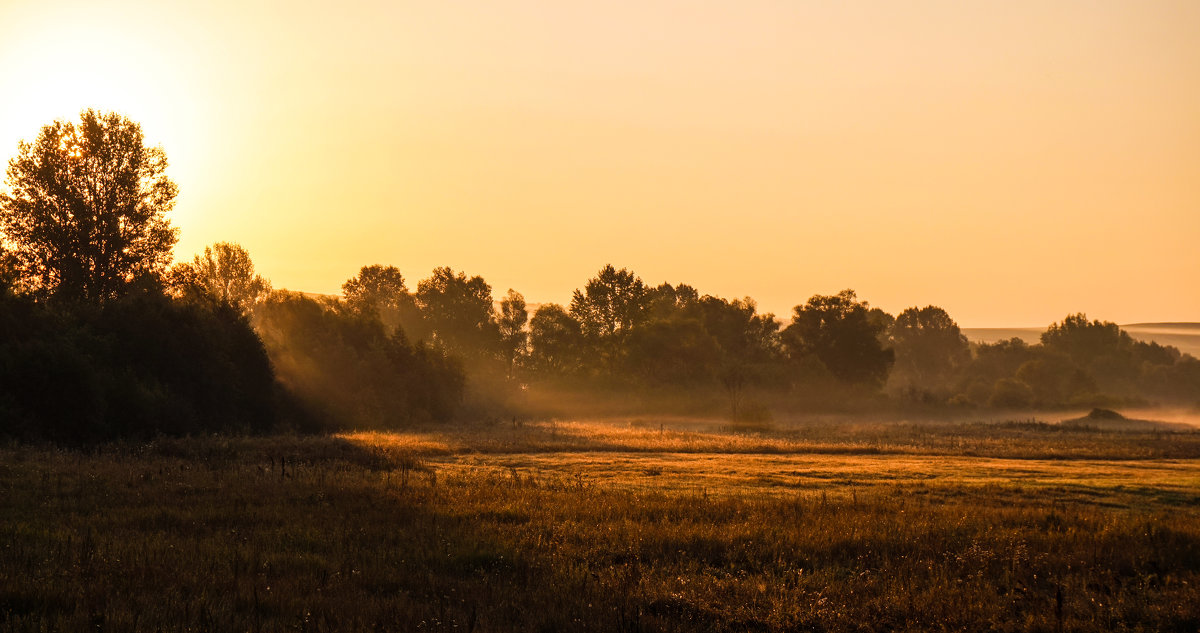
2,0 -> 1197,328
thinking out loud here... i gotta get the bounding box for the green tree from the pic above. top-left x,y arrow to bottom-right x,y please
781,289 -> 894,386
171,242 -> 270,314
0,110 -> 178,303
497,289 -> 529,378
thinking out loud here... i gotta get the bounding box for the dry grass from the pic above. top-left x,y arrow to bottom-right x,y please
2,417 -> 1199,631
340,414 -> 1200,460
430,451 -> 1200,504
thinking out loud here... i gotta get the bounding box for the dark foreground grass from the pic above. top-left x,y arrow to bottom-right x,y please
1,433 -> 1198,632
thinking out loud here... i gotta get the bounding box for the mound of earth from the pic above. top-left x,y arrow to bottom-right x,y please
1061,408 -> 1188,431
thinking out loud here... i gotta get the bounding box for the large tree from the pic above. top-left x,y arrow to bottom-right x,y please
415,267 -> 499,357
0,110 -> 178,303
889,305 -> 971,395
782,289 -> 894,386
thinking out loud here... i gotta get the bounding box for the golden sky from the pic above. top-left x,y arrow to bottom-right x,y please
1,1 -> 1197,327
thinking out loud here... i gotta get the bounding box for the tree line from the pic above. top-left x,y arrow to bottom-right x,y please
320,262 -> 1200,417
2,111 -> 1197,441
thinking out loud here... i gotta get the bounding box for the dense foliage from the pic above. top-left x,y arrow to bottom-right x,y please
0,290 -> 277,442
0,110 -> 177,303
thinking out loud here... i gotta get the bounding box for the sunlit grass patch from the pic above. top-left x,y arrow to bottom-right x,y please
334,414 -> 1200,461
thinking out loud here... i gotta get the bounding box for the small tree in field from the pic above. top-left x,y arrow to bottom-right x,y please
0,110 -> 178,303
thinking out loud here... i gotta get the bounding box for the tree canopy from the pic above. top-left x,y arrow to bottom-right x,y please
782,290 -> 894,386
497,289 -> 529,377
342,264 -> 422,337
528,304 -> 585,375
416,267 -> 499,357
171,242 -> 270,313
890,305 -> 971,395
0,110 -> 178,303
570,265 -> 647,339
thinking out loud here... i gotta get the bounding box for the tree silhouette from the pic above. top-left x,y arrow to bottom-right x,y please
528,304 -> 585,374
342,264 -> 422,337
568,265 -> 649,372
416,267 -> 499,357
1041,314 -> 1130,363
644,282 -> 700,321
624,316 -> 719,385
171,242 -> 270,314
569,265 -> 648,339
0,110 -> 178,303
497,289 -> 528,378
693,296 -> 781,417
890,305 -> 971,395
782,289 -> 893,386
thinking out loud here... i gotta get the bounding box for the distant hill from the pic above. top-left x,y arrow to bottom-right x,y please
962,323 -> 1200,358
960,327 -> 1043,346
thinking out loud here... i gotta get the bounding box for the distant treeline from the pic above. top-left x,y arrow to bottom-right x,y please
299,262 -> 1200,420
1,111 -> 1197,441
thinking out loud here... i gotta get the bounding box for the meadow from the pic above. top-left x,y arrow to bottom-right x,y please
2,415 -> 1199,632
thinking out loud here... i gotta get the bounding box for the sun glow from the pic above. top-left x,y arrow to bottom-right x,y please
1,1 -> 1197,326
0,4 -> 210,231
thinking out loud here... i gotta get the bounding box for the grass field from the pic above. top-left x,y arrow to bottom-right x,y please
3,416 -> 1199,632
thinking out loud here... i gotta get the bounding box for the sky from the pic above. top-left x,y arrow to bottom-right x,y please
0,1 -> 1197,327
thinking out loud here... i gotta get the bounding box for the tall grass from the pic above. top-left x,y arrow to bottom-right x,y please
1,426 -> 1197,632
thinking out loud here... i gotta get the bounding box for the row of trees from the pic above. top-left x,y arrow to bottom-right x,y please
306,259 -> 1200,415
0,111 -> 466,440
2,111 -> 1197,440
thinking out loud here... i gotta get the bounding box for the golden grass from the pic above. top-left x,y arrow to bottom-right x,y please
430,452 -> 1200,502
2,418 -> 1198,631
339,414 -> 1200,460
